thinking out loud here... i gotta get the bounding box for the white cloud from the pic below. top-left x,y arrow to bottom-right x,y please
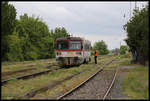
73,32 -> 127,50
10,2 -> 83,23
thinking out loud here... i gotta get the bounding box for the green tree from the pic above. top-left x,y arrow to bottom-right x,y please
16,14 -> 55,60
92,40 -> 109,55
120,45 -> 128,55
7,29 -> 23,61
1,1 -> 17,61
51,27 -> 69,43
123,4 -> 149,65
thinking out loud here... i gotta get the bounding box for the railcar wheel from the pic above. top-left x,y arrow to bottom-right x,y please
89,58 -> 91,62
83,59 -> 86,64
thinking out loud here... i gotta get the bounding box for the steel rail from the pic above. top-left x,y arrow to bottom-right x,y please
1,67 -> 61,86
102,67 -> 119,100
2,62 -> 57,74
18,69 -> 88,99
2,68 -> 37,76
56,58 -> 116,100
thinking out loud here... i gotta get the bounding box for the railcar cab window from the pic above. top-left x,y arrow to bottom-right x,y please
69,41 -> 81,49
57,41 -> 68,49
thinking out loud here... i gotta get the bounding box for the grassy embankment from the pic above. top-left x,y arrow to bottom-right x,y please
119,54 -> 149,99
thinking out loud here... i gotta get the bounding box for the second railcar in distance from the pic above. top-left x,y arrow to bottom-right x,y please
56,36 -> 91,67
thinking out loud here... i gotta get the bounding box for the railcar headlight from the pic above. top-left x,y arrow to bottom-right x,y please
76,52 -> 81,55
57,52 -> 61,55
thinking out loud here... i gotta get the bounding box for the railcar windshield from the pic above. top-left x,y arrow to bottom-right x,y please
56,41 -> 68,49
69,41 -> 82,49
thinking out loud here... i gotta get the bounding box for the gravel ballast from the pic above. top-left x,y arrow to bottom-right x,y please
62,69 -> 116,100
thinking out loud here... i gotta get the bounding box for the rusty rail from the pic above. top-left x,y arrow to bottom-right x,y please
102,67 -> 119,100
1,67 -> 61,86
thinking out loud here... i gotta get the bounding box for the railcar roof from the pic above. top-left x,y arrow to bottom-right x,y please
56,37 -> 84,41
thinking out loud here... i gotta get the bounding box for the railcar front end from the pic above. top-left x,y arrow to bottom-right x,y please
56,36 -> 91,67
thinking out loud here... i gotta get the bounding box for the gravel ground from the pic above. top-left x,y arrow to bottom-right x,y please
62,69 -> 116,100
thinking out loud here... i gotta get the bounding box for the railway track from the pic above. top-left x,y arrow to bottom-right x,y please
2,62 -> 57,76
18,69 -> 88,99
2,56 -> 111,85
2,67 -> 37,77
1,66 -> 61,86
2,55 -> 108,81
2,59 -> 55,67
56,58 -> 118,100
2,56 -> 118,100
20,58 -> 116,99
102,67 -> 119,99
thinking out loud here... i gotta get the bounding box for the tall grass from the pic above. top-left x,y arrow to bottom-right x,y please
121,65 -> 148,99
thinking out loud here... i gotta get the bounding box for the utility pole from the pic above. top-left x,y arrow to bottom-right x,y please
120,41 -> 121,48
119,41 -> 121,55
130,1 -> 131,19
135,1 -> 137,9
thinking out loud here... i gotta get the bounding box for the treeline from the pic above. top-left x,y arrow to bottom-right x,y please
92,40 -> 109,55
123,4 -> 149,65
1,2 -> 69,62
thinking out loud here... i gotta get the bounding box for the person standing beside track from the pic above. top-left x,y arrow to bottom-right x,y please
94,48 -> 98,64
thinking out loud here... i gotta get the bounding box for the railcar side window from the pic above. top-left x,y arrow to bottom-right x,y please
70,41 -> 81,49
84,43 -> 89,50
84,42 -> 91,50
57,41 -> 68,49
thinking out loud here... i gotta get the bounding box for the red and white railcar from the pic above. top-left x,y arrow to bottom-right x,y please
56,36 -> 91,66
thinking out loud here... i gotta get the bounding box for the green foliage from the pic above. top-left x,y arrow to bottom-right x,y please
16,13 -> 55,60
1,2 -> 17,61
51,27 -> 69,43
120,45 -> 128,55
123,4 -> 149,65
92,40 -> 109,55
6,29 -> 23,61
1,2 -> 17,36
120,52 -> 132,59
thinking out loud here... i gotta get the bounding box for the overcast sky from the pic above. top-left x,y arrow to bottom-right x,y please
9,1 -> 148,50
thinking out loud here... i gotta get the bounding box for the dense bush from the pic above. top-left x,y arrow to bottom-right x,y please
120,45 -> 128,55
